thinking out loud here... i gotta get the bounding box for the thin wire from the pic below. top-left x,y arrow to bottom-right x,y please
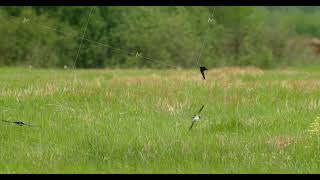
83,38 -> 135,56
2,11 -> 179,69
73,7 -> 94,70
142,56 -> 178,69
196,7 -> 216,66
38,24 -> 77,38
0,7 -> 204,160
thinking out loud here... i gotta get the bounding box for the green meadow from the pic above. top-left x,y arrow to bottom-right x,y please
1,66 -> 320,173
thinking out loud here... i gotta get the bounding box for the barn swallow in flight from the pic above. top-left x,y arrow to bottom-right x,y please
200,66 -> 208,80
189,105 -> 205,131
1,120 -> 36,127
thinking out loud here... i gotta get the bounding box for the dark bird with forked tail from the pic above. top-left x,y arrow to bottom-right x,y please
200,66 -> 208,80
1,120 -> 36,127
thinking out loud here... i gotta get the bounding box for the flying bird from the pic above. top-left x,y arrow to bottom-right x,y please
189,105 -> 205,131
200,66 -> 208,80
1,120 -> 35,127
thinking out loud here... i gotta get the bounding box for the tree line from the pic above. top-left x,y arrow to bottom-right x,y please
0,6 -> 319,69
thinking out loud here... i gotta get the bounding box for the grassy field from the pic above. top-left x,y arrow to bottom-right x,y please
1,66 -> 320,174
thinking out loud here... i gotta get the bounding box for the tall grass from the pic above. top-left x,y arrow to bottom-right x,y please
1,66 -> 320,173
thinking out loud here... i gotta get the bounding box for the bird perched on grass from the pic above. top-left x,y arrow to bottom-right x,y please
200,66 -> 208,80
189,105 -> 205,131
1,120 -> 36,127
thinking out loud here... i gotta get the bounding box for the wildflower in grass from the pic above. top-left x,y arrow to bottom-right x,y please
308,116 -> 320,137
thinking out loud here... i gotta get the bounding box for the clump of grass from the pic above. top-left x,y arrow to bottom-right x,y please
308,116 -> 320,137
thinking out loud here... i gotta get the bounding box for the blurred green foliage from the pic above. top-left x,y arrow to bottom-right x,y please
0,6 -> 319,69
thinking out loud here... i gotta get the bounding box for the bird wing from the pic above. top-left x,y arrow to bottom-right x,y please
200,66 -> 208,72
1,120 -> 12,124
201,71 -> 206,80
197,105 -> 205,114
189,121 -> 195,131
20,122 -> 36,127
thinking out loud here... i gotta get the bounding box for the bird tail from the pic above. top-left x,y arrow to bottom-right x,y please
20,122 -> 37,128
189,121 -> 195,131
